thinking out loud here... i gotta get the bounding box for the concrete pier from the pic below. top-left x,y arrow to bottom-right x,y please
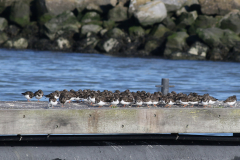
0,101 -> 239,135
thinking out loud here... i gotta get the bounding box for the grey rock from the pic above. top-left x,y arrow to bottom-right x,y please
129,0 -> 198,15
108,3 -> 128,22
209,48 -> 223,61
196,28 -> 224,48
81,12 -> 101,24
164,31 -> 189,57
150,24 -> 170,39
44,11 -> 81,40
162,17 -> 176,30
161,0 -> 198,12
97,38 -> 120,53
188,42 -> 209,57
85,3 -> 103,13
81,24 -> 103,35
133,1 -> 167,26
105,28 -> 125,38
188,15 -> 222,35
56,37 -> 71,49
169,51 -> 206,60
3,37 -> 28,49
197,27 -> 240,50
219,10 -> 240,35
103,20 -> 115,30
128,26 -> 145,37
99,29 -> 108,37
176,11 -> 197,29
144,40 -> 159,53
9,1 -> 30,27
0,32 -> 8,44
199,0 -> 240,15
0,17 -> 8,31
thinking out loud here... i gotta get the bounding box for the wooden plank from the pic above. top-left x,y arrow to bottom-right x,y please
0,101 -> 240,134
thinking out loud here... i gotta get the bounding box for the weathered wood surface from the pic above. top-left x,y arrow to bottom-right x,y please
0,101 -> 240,134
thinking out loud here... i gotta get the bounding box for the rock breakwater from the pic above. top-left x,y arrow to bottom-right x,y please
0,0 -> 239,62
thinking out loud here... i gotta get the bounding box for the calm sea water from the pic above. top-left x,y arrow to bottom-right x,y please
0,49 -> 239,101
1,49 -> 239,136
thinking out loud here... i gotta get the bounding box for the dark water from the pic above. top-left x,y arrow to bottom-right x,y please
0,49 -> 239,101
1,49 -> 239,136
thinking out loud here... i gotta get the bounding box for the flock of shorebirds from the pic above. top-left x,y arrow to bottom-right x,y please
21,89 -> 237,108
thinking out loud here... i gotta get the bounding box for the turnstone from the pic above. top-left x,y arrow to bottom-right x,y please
22,91 -> 34,102
208,96 -> 218,105
189,97 -> 199,107
59,92 -> 71,107
109,97 -> 119,107
34,89 -> 44,101
45,90 -> 60,99
95,96 -> 107,107
224,95 -> 237,107
120,96 -> 133,107
180,97 -> 189,107
135,96 -> 143,107
201,97 -> 209,107
142,97 -> 152,107
151,96 -> 159,107
164,97 -> 175,108
48,97 -> 58,108
88,93 -> 96,105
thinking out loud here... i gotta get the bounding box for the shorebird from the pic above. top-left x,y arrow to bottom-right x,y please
34,89 -> 44,101
22,91 -> 34,102
48,97 -> 58,108
224,95 -> 237,107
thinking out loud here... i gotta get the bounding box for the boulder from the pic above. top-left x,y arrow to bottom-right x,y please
150,24 -> 170,39
35,0 -> 81,16
160,0 -> 199,12
81,24 -> 103,35
188,41 -> 209,57
5,25 -> 20,38
97,38 -> 120,53
0,32 -> 8,44
85,3 -> 103,13
162,17 -> 176,30
105,28 -> 125,38
169,51 -> 206,60
129,0 -> 198,15
56,37 -> 71,49
188,15 -> 222,34
3,37 -> 28,49
103,20 -> 115,30
38,13 -> 54,25
0,0 -> 16,14
128,26 -> 145,37
164,31 -> 189,57
108,3 -> 128,22
219,10 -> 240,35
144,40 -> 159,53
133,1 -> 167,26
197,28 -> 240,49
81,12 -> 101,24
198,0 -> 240,15
99,29 -> 108,37
9,1 -> 30,27
43,11 -> 81,40
176,11 -> 197,29
220,29 -> 240,48
196,28 -> 224,48
0,17 -> 8,31
209,48 -> 224,61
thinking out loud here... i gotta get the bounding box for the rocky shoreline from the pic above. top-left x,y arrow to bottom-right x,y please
0,0 -> 240,62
